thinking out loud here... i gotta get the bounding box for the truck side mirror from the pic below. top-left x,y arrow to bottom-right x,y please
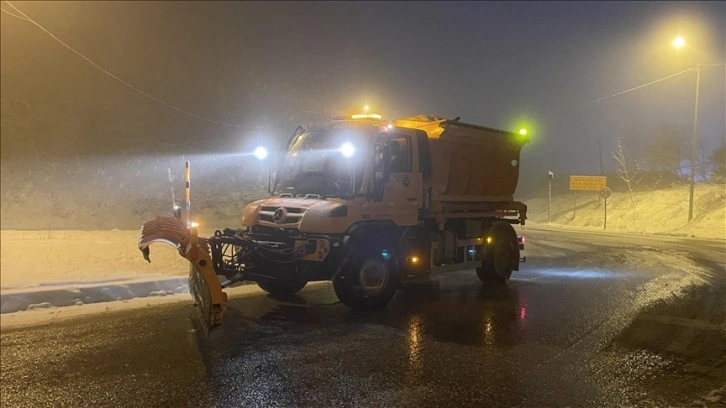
267,150 -> 281,195
416,130 -> 432,178
267,170 -> 275,195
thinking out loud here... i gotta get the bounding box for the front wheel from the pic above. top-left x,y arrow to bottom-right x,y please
334,256 -> 399,310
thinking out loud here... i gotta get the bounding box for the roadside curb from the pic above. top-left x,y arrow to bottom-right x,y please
0,277 -> 189,314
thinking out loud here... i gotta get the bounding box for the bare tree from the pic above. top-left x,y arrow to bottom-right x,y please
644,125 -> 686,179
694,147 -> 712,183
611,139 -> 644,203
710,144 -> 726,183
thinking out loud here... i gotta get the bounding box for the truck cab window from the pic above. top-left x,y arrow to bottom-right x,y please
389,136 -> 411,173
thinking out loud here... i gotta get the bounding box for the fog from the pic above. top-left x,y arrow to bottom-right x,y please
2,1 -> 724,229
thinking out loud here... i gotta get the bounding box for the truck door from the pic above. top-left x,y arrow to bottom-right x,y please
370,131 -> 422,226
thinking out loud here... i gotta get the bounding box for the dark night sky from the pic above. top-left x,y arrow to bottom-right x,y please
1,1 -> 724,193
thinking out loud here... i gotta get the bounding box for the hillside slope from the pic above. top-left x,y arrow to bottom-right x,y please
525,184 -> 725,239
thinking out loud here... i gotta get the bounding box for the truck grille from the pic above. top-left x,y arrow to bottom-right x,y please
259,206 -> 305,225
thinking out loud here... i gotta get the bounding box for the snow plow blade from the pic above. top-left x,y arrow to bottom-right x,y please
138,216 -> 227,330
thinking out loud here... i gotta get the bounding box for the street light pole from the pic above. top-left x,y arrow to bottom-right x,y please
547,170 -> 554,224
688,63 -> 701,222
673,37 -> 702,223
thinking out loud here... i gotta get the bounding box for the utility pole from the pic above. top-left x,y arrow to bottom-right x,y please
598,139 -> 604,204
688,63 -> 701,222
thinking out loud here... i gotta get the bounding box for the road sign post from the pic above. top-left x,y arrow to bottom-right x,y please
600,187 -> 612,230
568,175 -> 608,225
569,176 -> 607,191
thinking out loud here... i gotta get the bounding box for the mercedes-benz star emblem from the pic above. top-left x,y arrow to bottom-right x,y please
272,207 -> 287,224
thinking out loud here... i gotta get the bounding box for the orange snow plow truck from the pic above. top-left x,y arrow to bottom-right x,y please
139,114 -> 529,329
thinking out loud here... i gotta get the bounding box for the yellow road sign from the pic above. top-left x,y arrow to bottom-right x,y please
569,175 -> 607,191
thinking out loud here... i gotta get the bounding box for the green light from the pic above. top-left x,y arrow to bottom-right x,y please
509,116 -> 535,144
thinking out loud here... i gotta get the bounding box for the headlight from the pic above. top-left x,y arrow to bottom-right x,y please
339,143 -> 355,158
253,146 -> 268,160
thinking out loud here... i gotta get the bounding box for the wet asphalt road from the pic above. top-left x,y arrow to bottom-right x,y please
1,227 -> 724,407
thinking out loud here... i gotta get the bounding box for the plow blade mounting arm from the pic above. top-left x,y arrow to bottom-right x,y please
138,216 -> 227,330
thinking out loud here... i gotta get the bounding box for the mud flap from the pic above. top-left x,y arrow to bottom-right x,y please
138,216 -> 227,330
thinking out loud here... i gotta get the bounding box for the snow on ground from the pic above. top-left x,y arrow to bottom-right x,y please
0,294 -> 191,330
0,281 -> 331,330
0,226 -> 238,314
690,385 -> 726,408
524,184 -> 725,240
0,229 -> 194,316
0,230 -> 187,290
0,275 -> 190,314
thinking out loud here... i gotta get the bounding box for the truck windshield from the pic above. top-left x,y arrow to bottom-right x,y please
274,128 -> 369,198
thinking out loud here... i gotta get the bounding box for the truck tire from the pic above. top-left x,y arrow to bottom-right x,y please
257,278 -> 307,299
478,223 -> 518,283
333,255 -> 399,310
256,265 -> 307,299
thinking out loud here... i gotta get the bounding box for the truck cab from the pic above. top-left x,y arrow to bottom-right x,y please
244,117 -> 426,233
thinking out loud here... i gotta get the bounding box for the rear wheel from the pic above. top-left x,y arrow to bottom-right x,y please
478,223 -> 518,283
334,255 -> 399,310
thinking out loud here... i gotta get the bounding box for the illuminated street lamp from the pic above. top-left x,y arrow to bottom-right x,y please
672,36 -> 686,49
673,36 -> 700,222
